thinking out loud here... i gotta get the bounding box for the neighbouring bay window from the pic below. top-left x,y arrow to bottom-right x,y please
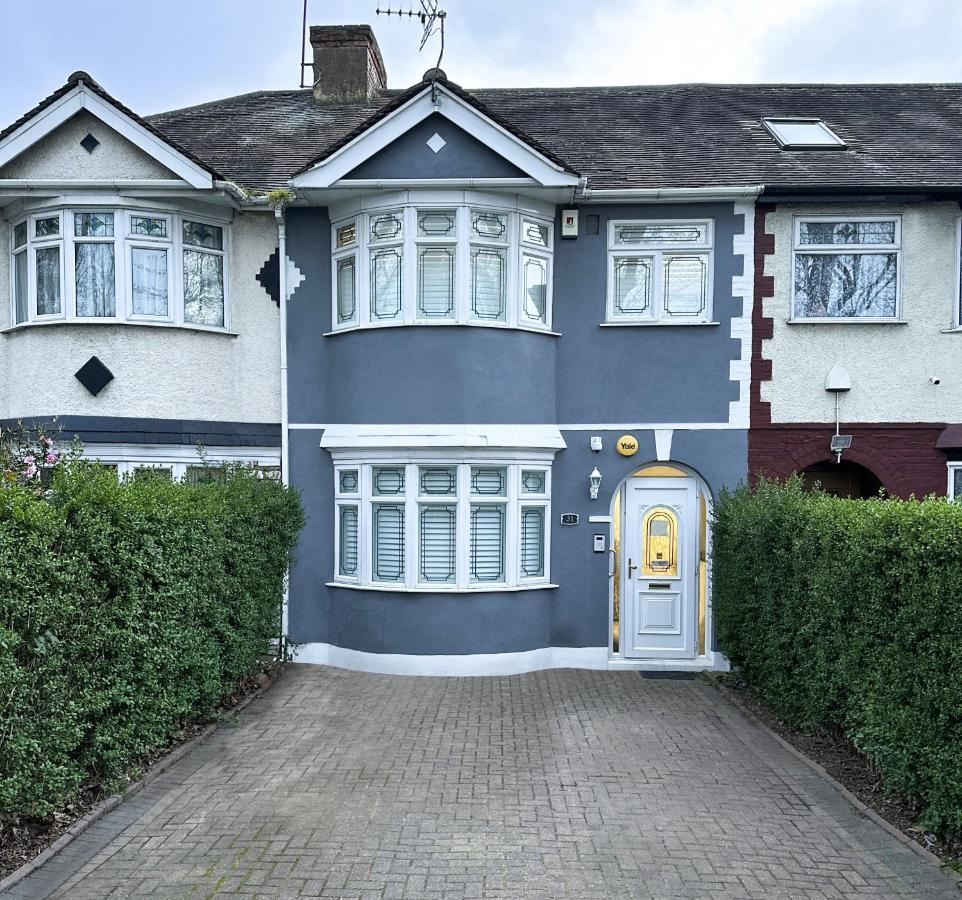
9,207 -> 228,329
606,220 -> 713,323
792,217 -> 901,320
331,200 -> 553,332
334,460 -> 551,589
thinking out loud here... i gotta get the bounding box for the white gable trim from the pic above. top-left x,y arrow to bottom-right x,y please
320,423 -> 567,452
0,83 -> 214,189
291,84 -> 579,190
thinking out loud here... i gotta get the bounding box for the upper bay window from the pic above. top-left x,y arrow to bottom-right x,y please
792,217 -> 901,321
606,220 -> 714,324
331,200 -> 553,333
9,208 -> 229,330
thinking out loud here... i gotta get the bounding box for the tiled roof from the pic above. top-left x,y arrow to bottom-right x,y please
14,74 -> 962,194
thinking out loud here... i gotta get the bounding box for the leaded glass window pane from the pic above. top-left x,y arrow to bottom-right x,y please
522,219 -> 549,247
370,212 -> 402,242
616,223 -> 707,246
373,504 -> 405,582
418,247 -> 454,318
471,467 -> 506,496
36,246 -> 61,316
183,220 -> 223,250
613,257 -> 652,316
336,222 -> 357,247
520,507 -> 545,578
522,254 -> 547,324
339,469 -> 359,494
420,467 -> 457,496
799,221 -> 895,245
420,505 -> 456,584
13,250 -> 27,324
35,216 -> 60,238
470,248 -> 505,321
470,504 -> 505,583
75,212 -> 114,237
339,506 -> 359,576
663,255 -> 708,317
418,210 -> 455,237
793,253 -> 898,318
131,247 -> 169,317
471,212 -> 506,240
13,222 -> 27,249
337,257 -> 356,323
183,249 -> 224,325
75,242 -> 116,316
521,470 -> 546,494
370,248 -> 402,320
130,215 -> 168,238
373,467 -> 405,495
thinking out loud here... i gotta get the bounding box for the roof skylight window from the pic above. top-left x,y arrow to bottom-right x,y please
762,117 -> 846,150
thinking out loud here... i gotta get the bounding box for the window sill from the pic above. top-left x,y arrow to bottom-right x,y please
786,318 -> 907,326
324,321 -> 561,337
1,320 -> 237,337
941,327 -> 962,334
326,581 -> 559,594
599,321 -> 721,328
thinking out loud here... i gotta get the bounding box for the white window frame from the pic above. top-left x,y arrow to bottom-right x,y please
331,454 -> 553,592
7,205 -> 231,332
948,462 -> 962,501
955,216 -> 962,329
329,195 -> 553,335
78,444 -> 281,480
605,219 -> 714,325
791,215 -> 902,323
761,117 -> 846,150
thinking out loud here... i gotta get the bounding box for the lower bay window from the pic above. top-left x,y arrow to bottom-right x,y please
949,463 -> 962,501
334,460 -> 551,590
10,207 -> 228,329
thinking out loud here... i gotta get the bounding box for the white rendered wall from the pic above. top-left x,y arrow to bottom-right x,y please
0,211 -> 280,424
761,202 -> 962,424
0,110 -> 179,181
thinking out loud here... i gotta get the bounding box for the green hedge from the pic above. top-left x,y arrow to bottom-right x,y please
714,477 -> 962,839
0,461 -> 303,817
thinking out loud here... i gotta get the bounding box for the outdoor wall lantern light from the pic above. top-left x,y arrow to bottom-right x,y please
589,467 -> 603,500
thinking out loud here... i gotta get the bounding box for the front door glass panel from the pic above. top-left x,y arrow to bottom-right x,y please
642,507 -> 678,576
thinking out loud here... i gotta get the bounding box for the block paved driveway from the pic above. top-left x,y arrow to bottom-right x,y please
8,667 -> 960,899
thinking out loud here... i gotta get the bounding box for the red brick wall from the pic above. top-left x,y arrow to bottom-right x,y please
749,423 -> 949,499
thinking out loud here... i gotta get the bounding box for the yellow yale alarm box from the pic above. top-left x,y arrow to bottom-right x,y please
616,435 -> 639,456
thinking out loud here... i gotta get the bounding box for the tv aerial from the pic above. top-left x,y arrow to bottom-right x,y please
376,1 -> 448,99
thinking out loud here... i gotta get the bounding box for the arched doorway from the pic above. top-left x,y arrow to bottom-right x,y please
610,464 -> 712,662
799,460 -> 882,499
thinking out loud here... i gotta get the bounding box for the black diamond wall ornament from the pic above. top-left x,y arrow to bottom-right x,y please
75,356 -> 114,395
80,133 -> 100,153
256,249 -> 280,306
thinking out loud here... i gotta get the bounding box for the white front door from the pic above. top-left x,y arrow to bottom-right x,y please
621,477 -> 697,659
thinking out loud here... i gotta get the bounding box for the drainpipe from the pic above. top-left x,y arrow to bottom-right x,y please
274,204 -> 291,649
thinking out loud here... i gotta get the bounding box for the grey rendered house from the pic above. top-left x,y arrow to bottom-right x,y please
7,23 -> 962,674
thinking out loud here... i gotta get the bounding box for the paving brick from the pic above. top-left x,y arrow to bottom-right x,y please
4,667 -> 959,899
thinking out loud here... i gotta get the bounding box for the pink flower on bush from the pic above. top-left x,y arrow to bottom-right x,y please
40,436 -> 52,448
24,463 -> 37,478
45,451 -> 58,464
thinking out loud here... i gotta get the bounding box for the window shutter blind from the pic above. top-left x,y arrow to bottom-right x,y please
373,504 -> 405,581
663,255 -> 707,316
470,248 -> 505,320
520,506 -> 545,577
614,257 -> 652,315
371,248 -> 402,320
14,250 -> 28,324
418,247 -> 455,318
419,505 -> 456,583
470,504 -> 505,583
339,506 -> 359,576
337,257 -> 356,323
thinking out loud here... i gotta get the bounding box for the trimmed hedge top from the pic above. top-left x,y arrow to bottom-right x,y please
714,478 -> 962,840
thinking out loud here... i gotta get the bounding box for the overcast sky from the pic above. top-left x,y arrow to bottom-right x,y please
3,0 -> 962,125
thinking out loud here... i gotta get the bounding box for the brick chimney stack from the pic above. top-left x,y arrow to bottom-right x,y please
310,25 -> 387,104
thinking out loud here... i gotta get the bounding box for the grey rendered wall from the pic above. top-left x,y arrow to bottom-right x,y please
284,201 -> 748,654
344,113 -> 527,180
287,427 -> 747,653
